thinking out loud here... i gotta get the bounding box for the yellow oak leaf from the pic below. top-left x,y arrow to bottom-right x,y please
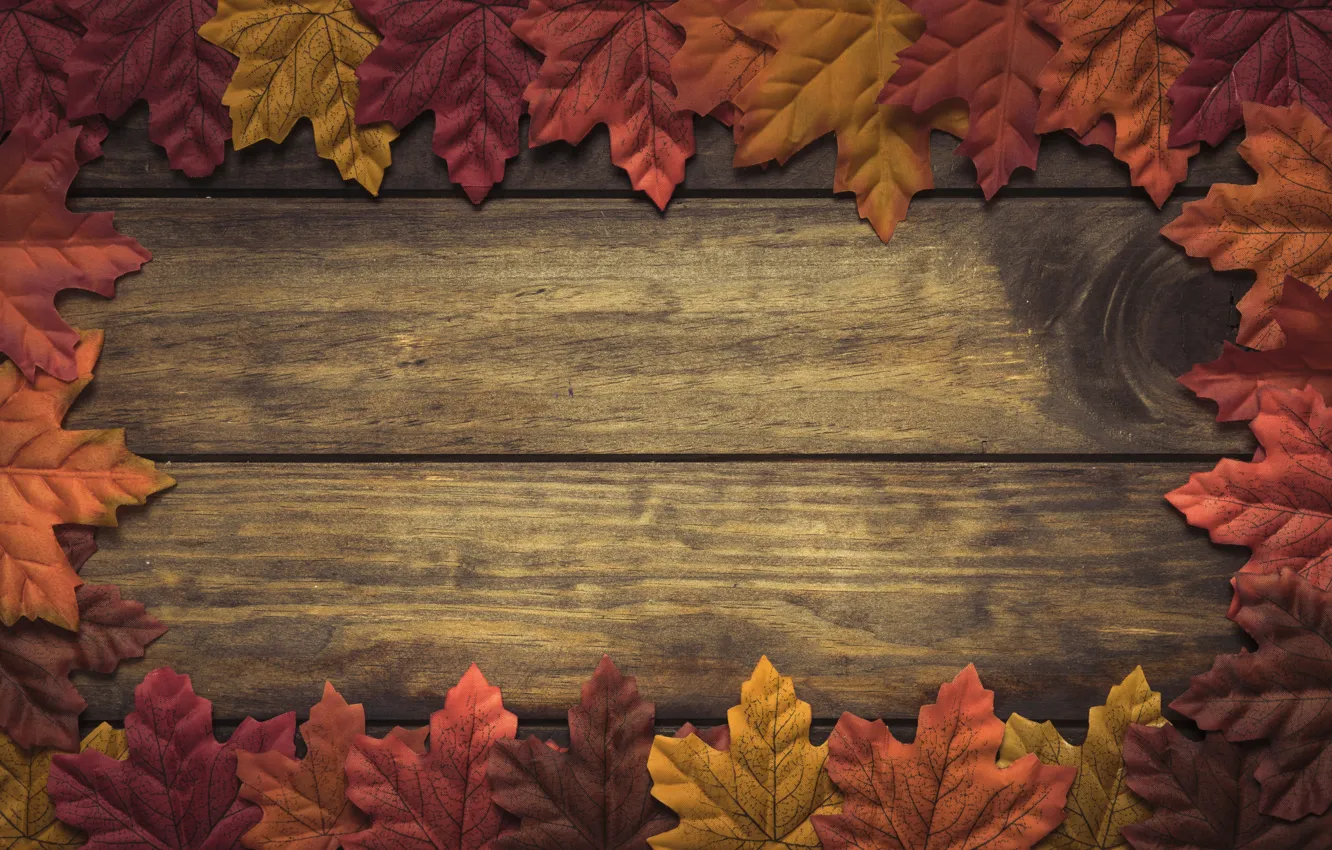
648,657 -> 841,849
200,0 -> 398,194
0,722 -> 127,848
726,0 -> 966,242
1000,667 -> 1168,850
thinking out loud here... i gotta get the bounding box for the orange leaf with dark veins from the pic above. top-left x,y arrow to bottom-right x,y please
664,0 -> 771,128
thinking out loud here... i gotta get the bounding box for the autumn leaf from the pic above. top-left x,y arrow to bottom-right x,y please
0,0 -> 105,162
48,667 -> 296,849
664,0 -> 771,128
648,657 -> 841,849
0,331 -> 172,630
0,722 -> 127,848
353,0 -> 538,203
1001,667 -> 1167,849
1162,102 -> 1332,350
512,0 -> 692,209
199,0 -> 399,194
237,682 -> 366,849
1158,0 -> 1332,148
1031,0 -> 1195,206
59,0 -> 237,177
489,656 -> 672,849
878,0 -> 1055,198
1181,278 -> 1332,421
812,665 -> 1073,850
1168,385 -> 1332,606
344,664 -> 516,850
0,124 -> 150,382
726,0 -> 967,241
1122,724 -> 1332,848
0,525 -> 166,752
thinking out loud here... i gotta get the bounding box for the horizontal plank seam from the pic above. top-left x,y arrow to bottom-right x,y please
143,452 -> 1250,465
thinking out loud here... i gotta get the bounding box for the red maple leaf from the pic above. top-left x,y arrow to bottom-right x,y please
0,526 -> 164,751
489,656 -> 674,849
47,667 -> 296,849
878,0 -> 1056,198
354,0 -> 538,203
1171,570 -> 1332,821
512,0 -> 694,209
58,0 -> 237,177
1168,385 -> 1332,605
1181,277 -> 1332,421
344,664 -> 516,849
812,665 -> 1074,850
1159,0 -> 1332,147
1124,725 -> 1332,846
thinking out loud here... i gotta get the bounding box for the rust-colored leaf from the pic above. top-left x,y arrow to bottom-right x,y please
664,0 -> 772,128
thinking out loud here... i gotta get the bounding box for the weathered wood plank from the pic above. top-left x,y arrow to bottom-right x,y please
62,196 -> 1248,455
74,462 -> 1245,723
72,109 -> 1250,194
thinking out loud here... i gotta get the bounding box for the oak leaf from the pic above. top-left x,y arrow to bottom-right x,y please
647,656 -> 841,849
59,0 -> 237,177
663,0 -> 771,128
726,0 -> 967,241
199,0 -> 399,194
0,525 -> 166,752
0,330 -> 172,630
1162,102 -> 1332,350
1181,278 -> 1332,421
489,656 -> 672,849
0,722 -> 127,849
878,0 -> 1055,198
47,667 -> 297,849
812,665 -> 1073,850
1172,570 -> 1332,821
0,124 -> 150,382
1122,724 -> 1332,848
512,0 -> 692,209
1000,667 -> 1167,850
237,682 -> 366,849
1158,0 -> 1332,148
1032,0 -> 1196,206
343,664 -> 516,850
353,0 -> 538,203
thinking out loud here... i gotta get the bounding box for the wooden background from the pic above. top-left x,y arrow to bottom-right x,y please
61,107 -> 1254,739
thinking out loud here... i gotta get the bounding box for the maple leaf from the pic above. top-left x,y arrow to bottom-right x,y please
48,667 -> 295,849
0,0 -> 105,163
1162,101 -> 1332,350
58,0 -> 237,177
1031,0 -> 1196,206
1000,667 -> 1167,850
1158,0 -> 1332,148
0,330 -> 172,630
663,0 -> 772,127
353,0 -> 538,204
344,664 -> 516,850
0,525 -> 166,752
647,657 -> 841,849
1168,385 -> 1332,604
237,682 -> 367,849
1171,570 -> 1332,821
1122,724 -> 1332,848
1181,277 -> 1332,421
877,0 -> 1056,198
512,0 -> 693,209
812,665 -> 1073,850
726,0 -> 967,241
0,722 -> 126,848
0,124 -> 150,383
489,656 -> 673,849
199,0 -> 399,194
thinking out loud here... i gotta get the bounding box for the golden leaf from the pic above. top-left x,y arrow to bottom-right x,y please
0,723 -> 127,848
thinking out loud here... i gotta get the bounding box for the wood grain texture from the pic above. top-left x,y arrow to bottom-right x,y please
70,108 -> 1250,195
61,196 -> 1248,455
74,462 -> 1244,724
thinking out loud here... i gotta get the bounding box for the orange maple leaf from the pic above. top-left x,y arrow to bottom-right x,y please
1162,101 -> 1332,349
0,331 -> 173,629
664,0 -> 773,127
